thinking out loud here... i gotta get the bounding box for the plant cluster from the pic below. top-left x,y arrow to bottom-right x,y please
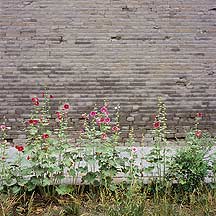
0,93 -> 215,198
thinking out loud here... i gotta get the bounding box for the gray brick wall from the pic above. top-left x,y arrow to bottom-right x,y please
0,0 -> 216,145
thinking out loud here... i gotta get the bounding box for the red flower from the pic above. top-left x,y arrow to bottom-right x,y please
32,97 -> 39,106
112,126 -> 120,132
100,117 -> 105,123
50,95 -> 54,99
197,112 -> 203,118
56,112 -> 62,120
1,156 -> 5,160
26,155 -> 30,160
195,130 -> 202,138
63,103 -> 70,110
42,92 -> 45,98
42,133 -> 49,139
101,133 -> 107,140
131,146 -> 138,153
28,119 -> 34,124
32,97 -> 37,102
153,121 -> 160,129
104,117 -> 111,124
90,111 -> 97,117
29,119 -> 39,125
15,145 -> 24,152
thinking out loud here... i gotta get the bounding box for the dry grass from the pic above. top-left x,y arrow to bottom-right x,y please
1,186 -> 216,216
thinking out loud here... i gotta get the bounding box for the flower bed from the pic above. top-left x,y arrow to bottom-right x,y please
0,92 -> 216,196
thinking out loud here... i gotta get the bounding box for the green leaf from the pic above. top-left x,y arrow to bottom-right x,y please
82,172 -> 97,184
29,128 -> 38,135
56,185 -> 74,195
11,186 -> 21,194
42,178 -> 52,186
69,169 -> 76,177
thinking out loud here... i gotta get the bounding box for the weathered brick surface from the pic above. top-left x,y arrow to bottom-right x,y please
0,0 -> 216,145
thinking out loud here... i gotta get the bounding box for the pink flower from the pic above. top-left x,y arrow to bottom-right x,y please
90,111 -> 97,117
0,125 -> 6,130
42,133 -> 49,139
131,146 -> 138,153
197,112 -> 203,118
15,145 -> 24,152
33,119 -> 39,125
81,113 -> 88,119
63,103 -> 70,110
101,133 -> 107,140
50,95 -> 54,99
104,117 -> 111,124
195,130 -> 202,138
153,121 -> 160,129
112,126 -> 120,132
100,106 -> 108,115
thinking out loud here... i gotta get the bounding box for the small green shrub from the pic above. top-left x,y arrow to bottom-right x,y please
166,113 -> 215,193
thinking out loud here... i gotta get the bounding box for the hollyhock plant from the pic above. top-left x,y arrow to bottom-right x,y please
33,119 -> 39,125
28,119 -> 34,124
90,111 -> 97,117
28,119 -> 39,125
42,133 -> 49,139
197,112 -> 203,118
81,113 -> 88,119
153,121 -> 160,129
195,130 -> 202,138
0,125 -> 11,130
56,112 -> 62,120
100,106 -> 109,116
112,126 -> 120,132
0,125 -> 6,130
32,97 -> 39,106
63,103 -> 70,110
101,133 -> 107,140
131,146 -> 138,153
15,145 -> 24,152
100,117 -> 105,123
104,117 -> 111,124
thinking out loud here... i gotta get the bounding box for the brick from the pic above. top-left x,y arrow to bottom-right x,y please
0,0 -> 216,145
